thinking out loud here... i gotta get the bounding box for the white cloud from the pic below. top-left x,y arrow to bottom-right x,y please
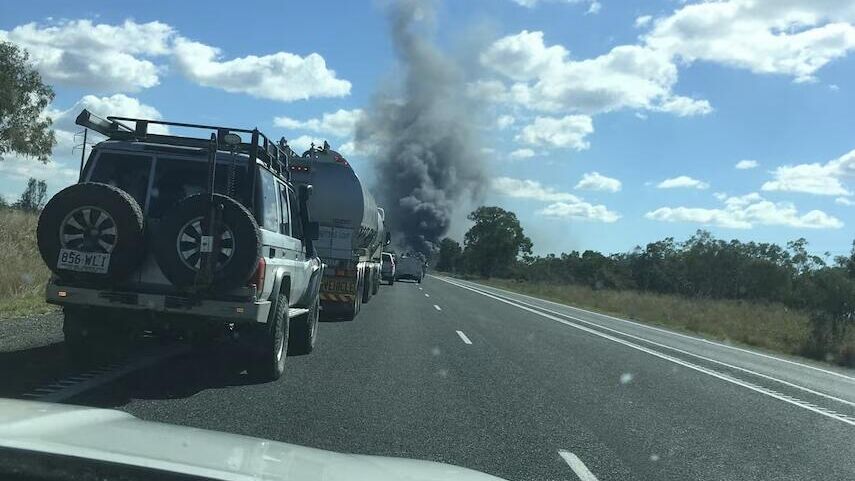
497,115 -> 516,129
492,176 -> 620,222
480,30 -> 569,82
635,15 -> 653,28
586,1 -> 601,15
172,38 -> 351,102
735,159 -> 759,170
656,175 -> 710,190
509,148 -> 536,160
653,95 -> 713,116
645,192 -> 843,229
511,0 -> 600,11
0,20 -> 173,92
575,171 -> 622,192
761,149 -> 854,196
643,0 -> 855,83
836,197 -> 854,206
481,31 -> 713,117
274,109 -> 363,138
493,177 -> 579,202
51,94 -> 168,134
539,201 -> 620,223
0,19 -> 353,102
516,115 -> 593,150
287,135 -> 327,154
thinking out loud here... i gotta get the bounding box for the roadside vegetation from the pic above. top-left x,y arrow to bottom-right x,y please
436,206 -> 855,367
0,183 -> 55,319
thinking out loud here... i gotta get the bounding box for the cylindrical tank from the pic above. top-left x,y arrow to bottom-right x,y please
290,145 -> 384,254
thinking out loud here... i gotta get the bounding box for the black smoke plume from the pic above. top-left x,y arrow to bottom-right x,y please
355,0 -> 486,256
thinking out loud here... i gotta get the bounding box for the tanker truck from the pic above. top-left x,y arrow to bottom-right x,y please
289,142 -> 389,320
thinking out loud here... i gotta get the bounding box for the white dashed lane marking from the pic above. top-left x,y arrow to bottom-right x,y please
558,451 -> 599,481
433,304 -> 442,311
456,330 -> 472,345
425,293 -> 430,298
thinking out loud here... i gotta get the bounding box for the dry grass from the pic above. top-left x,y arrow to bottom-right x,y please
478,278 -> 812,357
0,208 -> 55,319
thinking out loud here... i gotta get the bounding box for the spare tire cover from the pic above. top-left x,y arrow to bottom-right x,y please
153,193 -> 261,290
37,182 -> 145,282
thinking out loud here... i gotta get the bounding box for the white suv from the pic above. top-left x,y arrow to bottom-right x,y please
37,110 -> 323,381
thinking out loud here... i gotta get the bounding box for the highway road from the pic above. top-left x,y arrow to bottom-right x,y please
1,275 -> 854,480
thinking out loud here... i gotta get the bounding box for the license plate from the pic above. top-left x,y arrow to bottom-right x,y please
57,248 -> 111,274
322,278 -> 355,294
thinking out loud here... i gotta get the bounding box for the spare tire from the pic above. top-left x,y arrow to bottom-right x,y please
37,183 -> 145,283
154,193 -> 261,290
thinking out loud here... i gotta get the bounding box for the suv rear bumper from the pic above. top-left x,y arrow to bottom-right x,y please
46,283 -> 271,324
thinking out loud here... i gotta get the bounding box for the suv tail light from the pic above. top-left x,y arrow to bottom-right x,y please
249,258 -> 266,289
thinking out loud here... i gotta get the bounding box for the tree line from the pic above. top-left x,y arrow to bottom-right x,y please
436,206 -> 855,364
0,178 -> 48,212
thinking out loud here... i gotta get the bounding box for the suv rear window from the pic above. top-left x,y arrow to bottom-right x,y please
88,152 -> 152,208
147,157 -> 249,219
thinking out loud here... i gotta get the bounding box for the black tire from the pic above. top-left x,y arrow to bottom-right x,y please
288,296 -> 319,355
37,183 -> 145,283
154,194 -> 261,290
247,291 -> 289,381
389,278 -> 395,286
361,269 -> 371,304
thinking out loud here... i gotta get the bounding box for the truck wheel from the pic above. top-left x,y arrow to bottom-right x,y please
361,270 -> 372,304
247,291 -> 289,381
288,297 -> 319,355
154,194 -> 261,290
37,183 -> 145,283
371,269 -> 380,295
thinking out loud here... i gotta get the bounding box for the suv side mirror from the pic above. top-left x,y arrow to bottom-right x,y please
305,221 -> 320,241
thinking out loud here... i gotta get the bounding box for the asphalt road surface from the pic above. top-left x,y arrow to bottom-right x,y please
2,275 -> 854,480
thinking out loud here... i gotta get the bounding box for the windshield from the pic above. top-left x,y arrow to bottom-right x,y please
1,2 -> 854,481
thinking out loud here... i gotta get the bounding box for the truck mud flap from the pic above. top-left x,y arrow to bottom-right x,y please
320,293 -> 356,303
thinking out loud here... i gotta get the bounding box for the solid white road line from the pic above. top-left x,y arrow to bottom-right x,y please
451,281 -> 855,409
436,276 -> 855,426
456,330 -> 473,345
440,275 -> 855,383
434,304 -> 442,311
558,451 -> 599,481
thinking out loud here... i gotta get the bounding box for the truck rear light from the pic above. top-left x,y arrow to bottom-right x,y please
249,258 -> 266,289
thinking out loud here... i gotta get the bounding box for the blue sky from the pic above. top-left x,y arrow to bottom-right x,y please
1,0 -> 853,258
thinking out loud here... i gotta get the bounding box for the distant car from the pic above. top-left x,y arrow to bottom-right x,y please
381,252 -> 396,285
395,256 -> 424,283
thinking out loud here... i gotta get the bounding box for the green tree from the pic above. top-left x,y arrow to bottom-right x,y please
0,41 -> 56,161
13,178 -> 47,212
463,206 -> 532,278
435,238 -> 462,273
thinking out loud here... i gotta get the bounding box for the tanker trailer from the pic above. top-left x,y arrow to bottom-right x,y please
289,142 -> 390,320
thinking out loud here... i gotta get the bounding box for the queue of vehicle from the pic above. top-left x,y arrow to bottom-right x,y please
34,110 -> 400,380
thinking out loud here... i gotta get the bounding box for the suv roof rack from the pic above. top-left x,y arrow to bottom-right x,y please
75,109 -> 292,179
